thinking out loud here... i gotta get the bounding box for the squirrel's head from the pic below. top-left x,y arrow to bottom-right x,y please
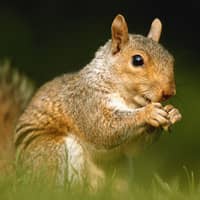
110,14 -> 175,106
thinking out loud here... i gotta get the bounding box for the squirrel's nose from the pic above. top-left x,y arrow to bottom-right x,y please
161,89 -> 176,101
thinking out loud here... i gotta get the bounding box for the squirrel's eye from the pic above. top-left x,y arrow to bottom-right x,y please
131,55 -> 144,67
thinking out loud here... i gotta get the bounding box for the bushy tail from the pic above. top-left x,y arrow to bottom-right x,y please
0,60 -> 35,170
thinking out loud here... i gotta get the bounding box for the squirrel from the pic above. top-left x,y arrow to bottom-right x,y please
13,14 -> 182,188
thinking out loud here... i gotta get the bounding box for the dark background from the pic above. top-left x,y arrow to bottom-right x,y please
0,0 -> 200,183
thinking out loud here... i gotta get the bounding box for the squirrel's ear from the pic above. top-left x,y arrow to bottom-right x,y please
147,18 -> 162,42
111,14 -> 129,54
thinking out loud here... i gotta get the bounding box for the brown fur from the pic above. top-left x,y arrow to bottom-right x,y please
0,61 -> 34,172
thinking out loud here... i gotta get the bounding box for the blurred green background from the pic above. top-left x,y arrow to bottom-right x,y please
0,0 -> 199,185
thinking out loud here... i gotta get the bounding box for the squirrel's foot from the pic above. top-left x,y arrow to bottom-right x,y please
162,104 -> 182,131
144,102 -> 169,128
87,160 -> 105,192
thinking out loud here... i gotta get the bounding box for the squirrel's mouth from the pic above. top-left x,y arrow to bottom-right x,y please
133,95 -> 152,107
143,96 -> 152,103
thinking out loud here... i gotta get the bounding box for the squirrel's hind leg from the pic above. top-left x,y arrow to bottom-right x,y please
17,134 -> 69,185
17,133 -> 105,189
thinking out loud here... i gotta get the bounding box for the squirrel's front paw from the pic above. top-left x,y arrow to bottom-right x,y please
144,103 -> 169,127
162,105 -> 182,131
164,105 -> 182,124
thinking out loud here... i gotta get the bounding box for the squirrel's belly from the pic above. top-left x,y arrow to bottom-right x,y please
82,127 -> 160,162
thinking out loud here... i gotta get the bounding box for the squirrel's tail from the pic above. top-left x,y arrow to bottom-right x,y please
0,61 -> 35,171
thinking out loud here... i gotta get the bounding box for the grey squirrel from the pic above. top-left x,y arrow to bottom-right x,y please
1,14 -> 182,188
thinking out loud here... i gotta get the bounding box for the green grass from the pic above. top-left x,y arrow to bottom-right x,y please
0,167 -> 200,200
